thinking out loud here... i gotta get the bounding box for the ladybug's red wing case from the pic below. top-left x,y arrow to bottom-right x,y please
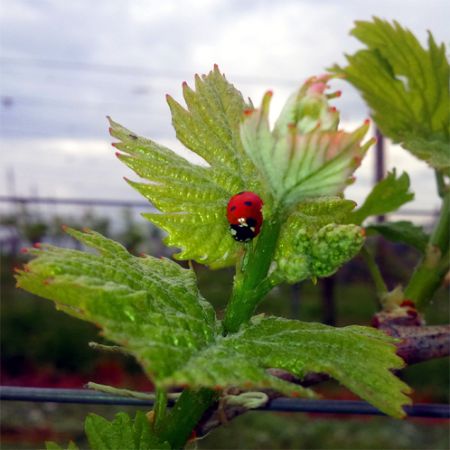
226,192 -> 263,242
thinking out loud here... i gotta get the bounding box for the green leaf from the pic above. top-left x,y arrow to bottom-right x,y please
110,65 -> 262,268
111,69 -> 375,268
275,223 -> 365,284
274,197 -> 364,283
366,221 -> 429,253
402,136 -> 450,175
350,170 -> 414,225
165,316 -> 411,418
240,78 -> 374,206
17,229 -> 411,417
16,228 -> 216,382
15,228 -> 308,398
282,197 -> 358,231
85,412 -> 170,450
332,18 -> 450,173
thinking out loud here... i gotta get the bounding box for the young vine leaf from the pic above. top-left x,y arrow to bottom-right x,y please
85,412 -> 170,450
349,169 -> 414,225
17,229 -> 411,417
111,68 -> 370,282
366,221 -> 429,253
240,75 -> 374,207
332,18 -> 450,174
274,198 -> 365,283
109,65 -> 261,268
16,228 -> 216,381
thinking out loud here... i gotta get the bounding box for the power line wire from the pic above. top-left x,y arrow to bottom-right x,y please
0,196 -> 437,218
0,56 -> 299,86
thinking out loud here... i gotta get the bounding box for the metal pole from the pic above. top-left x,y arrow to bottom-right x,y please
375,128 -> 385,223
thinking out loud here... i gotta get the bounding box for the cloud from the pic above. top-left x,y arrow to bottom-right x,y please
1,0 -> 448,215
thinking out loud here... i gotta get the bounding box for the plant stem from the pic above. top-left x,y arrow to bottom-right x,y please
405,188 -> 450,308
223,216 -> 282,333
158,388 -> 217,449
153,388 -> 168,431
360,245 -> 388,305
435,170 -> 447,199
159,210 -> 284,446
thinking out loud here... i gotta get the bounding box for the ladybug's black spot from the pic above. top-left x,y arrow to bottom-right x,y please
230,206 -> 236,211
246,217 -> 257,227
229,224 -> 256,242
244,201 -> 253,206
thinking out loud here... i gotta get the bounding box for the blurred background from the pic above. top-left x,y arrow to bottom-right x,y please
1,1 -> 449,449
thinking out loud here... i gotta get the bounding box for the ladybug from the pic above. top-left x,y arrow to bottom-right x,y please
226,192 -> 264,242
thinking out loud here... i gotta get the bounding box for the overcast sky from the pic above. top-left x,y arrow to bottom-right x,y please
1,0 -> 449,221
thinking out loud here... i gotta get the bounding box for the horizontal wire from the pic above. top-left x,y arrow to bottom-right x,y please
0,196 -> 152,209
0,56 -> 299,87
1,386 -> 449,418
0,196 -> 437,217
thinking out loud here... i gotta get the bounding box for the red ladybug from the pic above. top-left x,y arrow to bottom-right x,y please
226,192 -> 264,242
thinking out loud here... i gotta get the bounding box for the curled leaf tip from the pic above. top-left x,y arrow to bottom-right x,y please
326,90 -> 342,99
353,155 -> 362,166
261,91 -> 273,112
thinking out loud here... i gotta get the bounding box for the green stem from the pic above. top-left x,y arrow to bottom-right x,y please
435,170 -> 446,199
158,388 -> 217,449
153,389 -> 168,431
360,245 -> 387,305
223,216 -> 282,333
405,189 -> 450,308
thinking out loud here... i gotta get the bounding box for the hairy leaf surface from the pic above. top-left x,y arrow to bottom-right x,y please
240,79 -> 373,206
15,229 -> 310,397
165,316 -> 411,418
16,228 -> 216,382
274,198 -> 364,283
112,69 -> 373,272
110,66 -> 262,268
